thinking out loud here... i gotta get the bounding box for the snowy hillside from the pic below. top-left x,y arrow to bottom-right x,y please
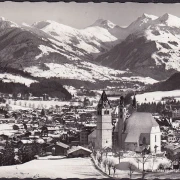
96,13 -> 180,80
0,73 -> 37,87
33,20 -> 118,60
1,15 -> 180,89
24,62 -> 157,86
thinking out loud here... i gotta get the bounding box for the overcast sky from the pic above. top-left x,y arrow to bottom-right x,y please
0,2 -> 180,28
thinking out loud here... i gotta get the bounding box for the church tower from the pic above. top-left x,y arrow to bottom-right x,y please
118,96 -> 126,150
95,91 -> 112,149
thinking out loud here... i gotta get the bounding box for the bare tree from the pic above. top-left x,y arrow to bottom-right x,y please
128,163 -> 135,179
102,158 -> 108,172
117,150 -> 123,163
112,161 -> 117,177
107,158 -> 113,175
136,153 -> 151,179
100,149 -> 104,159
136,158 -> 141,170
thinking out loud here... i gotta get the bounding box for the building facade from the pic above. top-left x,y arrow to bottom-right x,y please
95,91 -> 113,149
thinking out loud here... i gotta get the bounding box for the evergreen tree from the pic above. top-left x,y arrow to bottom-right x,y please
1,141 -> 15,166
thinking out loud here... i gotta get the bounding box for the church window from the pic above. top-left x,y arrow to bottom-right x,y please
120,114 -> 123,118
155,135 -> 156,142
120,109 -> 123,112
104,110 -> 109,114
97,110 -> 101,115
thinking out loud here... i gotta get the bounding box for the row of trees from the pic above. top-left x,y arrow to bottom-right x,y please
91,147 -> 159,179
0,140 -> 44,166
137,102 -> 166,113
0,79 -> 72,101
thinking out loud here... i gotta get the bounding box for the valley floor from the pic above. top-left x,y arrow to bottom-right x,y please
0,157 -> 107,179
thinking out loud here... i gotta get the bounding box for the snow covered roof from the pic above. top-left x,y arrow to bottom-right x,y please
124,112 -> 159,143
88,129 -> 96,138
67,146 -> 92,155
47,142 -> 69,149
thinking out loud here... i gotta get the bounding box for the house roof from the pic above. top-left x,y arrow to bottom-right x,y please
124,112 -> 159,143
47,142 -> 69,149
56,142 -> 69,149
67,146 -> 92,155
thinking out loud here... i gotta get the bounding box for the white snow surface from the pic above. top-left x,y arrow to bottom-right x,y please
24,62 -> 157,84
136,90 -> 180,104
0,157 -> 107,179
35,45 -> 60,59
32,20 -> 118,59
0,73 -> 37,87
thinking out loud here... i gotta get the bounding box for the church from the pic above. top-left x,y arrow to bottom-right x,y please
88,91 -> 161,153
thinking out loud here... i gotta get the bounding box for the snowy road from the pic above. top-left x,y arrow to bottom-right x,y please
0,157 -> 108,179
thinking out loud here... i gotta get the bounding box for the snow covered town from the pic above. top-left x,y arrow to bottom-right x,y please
0,89 -> 180,179
2,1 -> 180,179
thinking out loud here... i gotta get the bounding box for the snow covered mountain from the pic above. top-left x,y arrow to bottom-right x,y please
0,16 -> 159,90
96,13 -> 180,80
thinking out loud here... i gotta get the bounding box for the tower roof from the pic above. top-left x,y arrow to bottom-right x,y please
97,91 -> 111,109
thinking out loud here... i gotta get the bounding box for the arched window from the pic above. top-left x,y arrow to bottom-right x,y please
104,110 -> 109,115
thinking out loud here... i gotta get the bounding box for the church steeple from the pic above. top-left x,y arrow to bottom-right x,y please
97,90 -> 111,110
96,90 -> 112,149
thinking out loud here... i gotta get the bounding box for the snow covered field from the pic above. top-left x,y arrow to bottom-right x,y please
136,90 -> 180,104
0,73 -> 37,87
0,157 -> 107,179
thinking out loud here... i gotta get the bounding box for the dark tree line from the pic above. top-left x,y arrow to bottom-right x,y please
137,100 -> 180,114
0,140 -> 45,166
137,102 -> 165,113
0,79 -> 72,100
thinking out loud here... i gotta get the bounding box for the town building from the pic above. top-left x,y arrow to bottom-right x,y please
114,95 -> 161,153
67,146 -> 92,157
46,142 -> 69,156
89,91 -> 162,153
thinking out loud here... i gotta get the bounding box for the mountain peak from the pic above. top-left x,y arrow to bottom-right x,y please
0,17 -> 5,22
0,16 -> 18,28
141,13 -> 158,20
91,19 -> 117,29
157,13 -> 180,27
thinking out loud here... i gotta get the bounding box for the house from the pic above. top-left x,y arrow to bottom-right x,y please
172,109 -> 180,120
172,121 -> 180,129
167,134 -> 177,143
67,146 -> 92,157
46,142 -> 69,156
164,144 -> 180,160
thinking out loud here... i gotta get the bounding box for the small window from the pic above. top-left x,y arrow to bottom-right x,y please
104,110 -> 109,114
120,108 -> 123,112
97,110 -> 101,115
155,135 -> 156,142
120,115 -> 123,118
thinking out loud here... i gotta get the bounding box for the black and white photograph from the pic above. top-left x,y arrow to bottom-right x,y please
0,1 -> 180,179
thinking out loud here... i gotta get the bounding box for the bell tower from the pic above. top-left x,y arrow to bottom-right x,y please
95,91 -> 112,149
118,96 -> 125,150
